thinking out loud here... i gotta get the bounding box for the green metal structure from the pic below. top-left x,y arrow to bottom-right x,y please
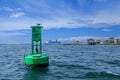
24,24 -> 49,67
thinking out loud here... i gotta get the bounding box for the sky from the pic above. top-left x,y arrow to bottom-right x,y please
0,0 -> 120,44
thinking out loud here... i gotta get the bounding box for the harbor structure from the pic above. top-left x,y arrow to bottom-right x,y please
87,38 -> 96,45
45,40 -> 61,45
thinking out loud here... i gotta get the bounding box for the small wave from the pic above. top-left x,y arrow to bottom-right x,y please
54,63 -> 94,70
106,60 -> 120,66
57,47 -> 65,50
0,78 -> 11,80
85,71 -> 120,78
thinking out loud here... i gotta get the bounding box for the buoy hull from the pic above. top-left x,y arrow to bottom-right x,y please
24,54 -> 49,67
26,63 -> 49,68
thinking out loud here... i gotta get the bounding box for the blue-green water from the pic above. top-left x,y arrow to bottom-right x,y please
0,44 -> 120,80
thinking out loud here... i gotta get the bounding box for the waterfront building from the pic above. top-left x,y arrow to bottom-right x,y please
87,38 -> 96,45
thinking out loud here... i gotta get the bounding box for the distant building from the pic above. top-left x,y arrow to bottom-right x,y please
109,37 -> 115,43
87,38 -> 96,45
95,40 -> 101,44
76,41 -> 79,43
103,37 -> 120,45
104,40 -> 109,44
116,38 -> 120,44
45,40 -> 61,45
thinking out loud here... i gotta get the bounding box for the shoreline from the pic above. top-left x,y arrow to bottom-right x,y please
63,43 -> 120,46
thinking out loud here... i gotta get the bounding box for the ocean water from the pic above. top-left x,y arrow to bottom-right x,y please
0,44 -> 120,80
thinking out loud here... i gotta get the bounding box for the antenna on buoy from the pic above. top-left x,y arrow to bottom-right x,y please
37,23 -> 41,25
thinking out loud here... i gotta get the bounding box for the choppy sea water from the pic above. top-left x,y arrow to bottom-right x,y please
0,44 -> 120,80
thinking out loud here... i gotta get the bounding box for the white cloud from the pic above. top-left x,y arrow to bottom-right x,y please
15,8 -> 23,11
3,7 -> 23,12
93,0 -> 108,2
0,31 -> 30,44
0,32 -> 25,37
0,18 -> 40,30
0,16 -> 119,31
42,18 -> 87,29
0,1 -> 120,30
102,28 -> 112,31
9,12 -> 25,18
3,7 -> 14,11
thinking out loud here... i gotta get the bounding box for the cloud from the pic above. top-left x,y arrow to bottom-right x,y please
0,17 -> 44,30
0,30 -> 30,44
0,17 -> 119,31
15,8 -> 23,11
0,0 -> 120,30
1,7 -> 24,18
0,0 -> 120,44
93,0 -> 108,2
102,28 -> 112,31
3,7 -> 14,11
0,31 -> 25,37
9,12 -> 25,18
3,7 -> 23,11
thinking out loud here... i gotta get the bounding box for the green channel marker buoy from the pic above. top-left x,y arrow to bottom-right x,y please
24,24 -> 49,67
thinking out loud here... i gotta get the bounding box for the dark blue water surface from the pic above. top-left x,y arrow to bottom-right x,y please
0,44 -> 120,80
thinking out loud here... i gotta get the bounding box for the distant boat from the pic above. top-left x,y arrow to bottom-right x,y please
45,40 -> 61,45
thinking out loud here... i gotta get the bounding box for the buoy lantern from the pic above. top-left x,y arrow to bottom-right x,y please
24,24 -> 49,67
